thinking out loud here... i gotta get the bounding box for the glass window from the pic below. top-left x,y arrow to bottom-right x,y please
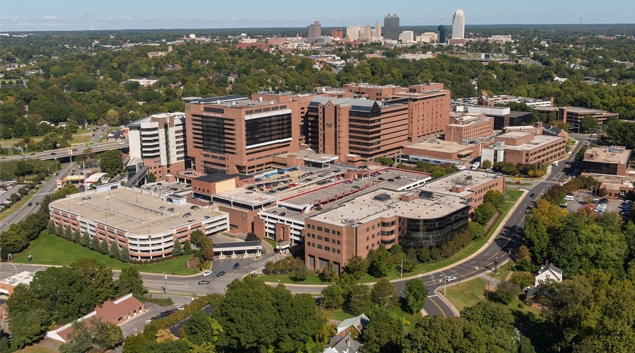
245,113 -> 292,147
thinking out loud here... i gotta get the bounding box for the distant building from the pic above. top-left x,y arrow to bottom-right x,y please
445,113 -> 495,144
452,9 -> 465,39
582,146 -> 631,177
534,106 -> 619,125
128,113 -> 187,182
535,263 -> 563,287
481,131 -> 566,166
383,14 -> 400,40
331,28 -> 344,39
235,41 -> 269,50
308,21 -> 322,44
400,31 -> 415,43
126,78 -> 157,87
438,25 -> 447,43
0,272 -> 34,296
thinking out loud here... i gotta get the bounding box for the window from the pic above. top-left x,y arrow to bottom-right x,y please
366,227 -> 369,232
372,225 -> 375,230
337,250 -> 341,254
318,244 -> 323,249
366,246 -> 369,250
312,234 -> 316,238
325,246 -> 330,251
366,237 -> 369,241
317,235 -> 323,240
337,231 -> 341,235
372,234 -> 375,238
332,248 -> 336,253
337,240 -> 341,245
325,237 -> 330,242
332,239 -> 336,244
325,228 -> 330,234
312,243 -> 316,247
317,227 -> 323,231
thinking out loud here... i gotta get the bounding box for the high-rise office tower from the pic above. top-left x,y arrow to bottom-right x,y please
307,21 -> 321,43
452,9 -> 465,39
437,25 -> 447,43
375,21 -> 381,38
384,14 -> 400,40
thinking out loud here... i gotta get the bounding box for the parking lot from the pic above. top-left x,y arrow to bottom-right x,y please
565,190 -> 628,218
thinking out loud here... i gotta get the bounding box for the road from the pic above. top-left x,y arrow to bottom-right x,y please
0,161 -> 74,232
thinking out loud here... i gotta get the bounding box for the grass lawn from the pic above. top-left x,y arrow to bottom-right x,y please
444,278 -> 487,311
12,231 -> 199,275
328,305 -> 423,332
263,238 -> 277,249
489,261 -> 514,281
18,345 -> 57,353
264,189 -> 525,285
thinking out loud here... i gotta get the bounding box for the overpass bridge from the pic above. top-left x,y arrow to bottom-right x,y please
1,141 -> 129,162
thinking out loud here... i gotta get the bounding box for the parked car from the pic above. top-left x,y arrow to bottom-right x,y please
182,212 -> 191,218
216,271 -> 226,277
198,280 -> 210,285
145,319 -> 152,324
177,305 -> 184,310
167,207 -> 174,212
279,212 -> 286,216
233,263 -> 240,269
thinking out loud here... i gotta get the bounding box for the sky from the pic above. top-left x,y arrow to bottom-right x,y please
2,0 -> 634,31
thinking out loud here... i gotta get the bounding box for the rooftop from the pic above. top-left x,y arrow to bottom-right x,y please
498,131 -> 532,139
50,188 -> 224,235
309,188 -> 468,226
584,146 -> 631,165
195,172 -> 251,184
405,139 -> 476,154
495,134 -> 565,152
0,271 -> 34,287
421,170 -> 504,198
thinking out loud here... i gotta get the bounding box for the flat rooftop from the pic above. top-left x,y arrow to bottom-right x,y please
405,139 -> 476,154
499,134 -> 565,152
498,131 -> 532,139
276,149 -> 339,164
309,189 -> 467,226
50,188 -> 224,234
421,170 -> 503,198
584,147 -> 631,165
0,271 -> 34,287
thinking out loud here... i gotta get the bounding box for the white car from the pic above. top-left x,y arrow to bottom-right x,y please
446,276 -> 457,282
203,270 -> 212,276
177,305 -> 184,310
145,319 -> 152,324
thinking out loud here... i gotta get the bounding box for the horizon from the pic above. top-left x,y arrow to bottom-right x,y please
2,0 -> 634,32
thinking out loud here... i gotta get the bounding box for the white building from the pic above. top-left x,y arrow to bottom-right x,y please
452,9 -> 465,39
400,31 -> 415,43
128,113 -> 186,181
535,263 -> 564,286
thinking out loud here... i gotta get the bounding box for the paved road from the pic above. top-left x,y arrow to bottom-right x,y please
0,162 -> 74,232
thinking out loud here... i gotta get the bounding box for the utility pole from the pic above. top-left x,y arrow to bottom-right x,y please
400,258 -> 403,278
444,276 -> 447,296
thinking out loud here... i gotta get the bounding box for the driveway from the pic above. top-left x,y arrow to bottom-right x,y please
119,295 -> 194,338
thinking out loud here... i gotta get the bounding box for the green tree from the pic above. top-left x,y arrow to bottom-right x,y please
482,159 -> 493,168
370,278 -> 397,307
580,115 -> 599,132
473,202 -> 497,226
492,281 -> 519,305
347,284 -> 372,316
147,172 -> 157,183
55,223 -> 63,236
117,267 -> 147,298
123,333 -> 148,353
524,213 -> 550,264
109,242 -> 120,259
367,245 -> 394,278
361,306 -> 403,353
404,279 -> 427,314
172,239 -> 183,256
47,220 -> 56,234
70,258 -> 116,305
89,235 -> 99,250
417,247 -> 431,262
183,240 -> 192,251
289,259 -> 308,282
321,284 -> 345,310
510,271 -> 535,289
64,226 -> 72,240
319,261 -> 336,282
81,232 -> 90,246
344,255 -> 368,279
99,238 -> 109,254
100,149 -> 124,176
72,229 -> 81,243
483,190 -> 505,208
120,246 -> 130,263
182,310 -> 223,346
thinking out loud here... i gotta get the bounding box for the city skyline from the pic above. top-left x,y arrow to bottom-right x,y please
2,0 -> 635,31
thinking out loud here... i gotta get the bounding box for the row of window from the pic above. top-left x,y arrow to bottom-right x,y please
307,225 -> 341,235
306,242 -> 341,254
307,233 -> 342,244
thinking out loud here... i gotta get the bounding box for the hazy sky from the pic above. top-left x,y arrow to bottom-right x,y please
2,0 -> 634,31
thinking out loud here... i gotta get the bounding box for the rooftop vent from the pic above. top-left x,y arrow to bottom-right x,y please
419,190 -> 435,199
373,193 -> 391,202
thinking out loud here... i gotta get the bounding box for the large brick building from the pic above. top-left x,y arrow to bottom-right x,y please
481,131 -> 567,166
445,113 -> 495,144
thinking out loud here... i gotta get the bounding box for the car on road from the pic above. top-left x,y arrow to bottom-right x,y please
216,271 -> 226,277
203,270 -> 212,276
233,263 -> 240,269
159,206 -> 166,210
177,305 -> 184,310
167,207 -> 174,212
50,152 -> 56,155
198,280 -> 210,285
145,319 -> 152,324
446,276 -> 457,282
182,212 -> 191,218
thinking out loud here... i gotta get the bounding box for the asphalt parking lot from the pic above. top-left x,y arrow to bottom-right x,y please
565,190 -> 624,215
119,296 -> 194,338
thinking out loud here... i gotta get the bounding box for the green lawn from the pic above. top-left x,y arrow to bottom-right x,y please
263,189 -> 525,285
489,261 -> 514,281
263,238 -> 277,249
328,305 -> 424,332
12,231 -> 199,275
444,277 -> 542,316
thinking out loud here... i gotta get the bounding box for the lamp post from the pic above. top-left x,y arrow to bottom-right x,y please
444,275 -> 447,296
400,258 -> 404,278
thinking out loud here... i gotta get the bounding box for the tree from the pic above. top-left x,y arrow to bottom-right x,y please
81,232 -> 90,246
64,226 -> 72,240
510,271 -> 535,289
492,281 -> 519,305
120,246 -> 130,263
482,159 -> 492,169
265,261 -> 275,275
117,267 -> 147,298
123,333 -> 148,353
404,279 -> 427,314
72,229 -> 81,244
524,213 -> 549,264
417,247 -> 431,262
182,310 -> 223,346
319,261 -> 336,282
47,220 -> 56,234
70,258 -> 116,305
89,235 -> 99,250
321,284 -> 345,310
172,239 -> 183,256
473,202 -> 497,226
55,223 -> 63,236
580,115 -> 599,132
99,238 -> 109,254
347,284 -> 372,316
370,278 -> 397,307
361,306 -> 403,353
483,190 -> 505,208
109,242 -> 120,259
183,240 -> 192,251
147,172 -> 156,183
60,317 -> 123,353
345,255 -> 368,279
289,259 -> 308,282
100,149 -> 124,176
367,246 -> 394,278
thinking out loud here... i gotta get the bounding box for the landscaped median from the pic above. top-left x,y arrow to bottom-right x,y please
12,230 -> 199,275
261,189 -> 525,285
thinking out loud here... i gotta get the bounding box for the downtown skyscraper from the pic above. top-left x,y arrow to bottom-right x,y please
452,9 -> 465,39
